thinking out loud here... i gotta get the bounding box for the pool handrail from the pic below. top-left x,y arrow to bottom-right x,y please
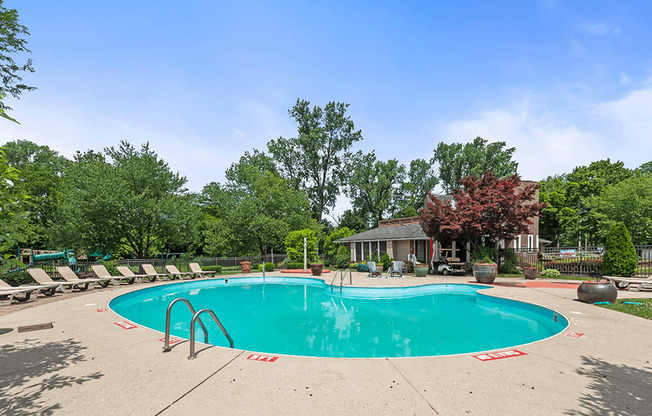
330,268 -> 352,293
189,308 -> 234,359
163,298 -> 209,352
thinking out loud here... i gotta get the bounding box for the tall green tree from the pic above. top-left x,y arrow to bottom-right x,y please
345,151 -> 406,227
51,141 -> 199,258
432,137 -> 518,193
0,1 -> 35,113
586,175 -> 652,245
198,152 -> 317,256
267,99 -> 363,222
0,148 -> 28,271
397,158 -> 438,214
2,140 -> 69,248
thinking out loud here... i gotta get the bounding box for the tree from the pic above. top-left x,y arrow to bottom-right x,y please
323,227 -> 355,263
2,140 -> 69,248
397,158 -> 438,213
586,176 -> 652,245
603,223 -> 638,277
420,171 -> 544,264
285,229 -> 319,263
198,152 -> 316,256
335,209 -> 369,232
0,1 -> 35,113
267,99 -> 363,222
345,151 -> 406,226
0,148 -> 28,271
51,141 -> 199,258
431,137 -> 518,193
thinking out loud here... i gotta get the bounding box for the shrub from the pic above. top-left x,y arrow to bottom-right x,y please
102,260 -> 120,275
286,262 -> 306,269
471,246 -> 495,264
380,253 -> 393,270
323,227 -> 355,263
540,268 -> 561,278
285,229 -> 319,263
603,222 -> 638,277
367,251 -> 379,263
200,265 -> 222,273
335,246 -> 351,269
499,248 -> 519,274
2,270 -> 33,287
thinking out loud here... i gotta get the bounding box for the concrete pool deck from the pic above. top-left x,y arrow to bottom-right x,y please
1,272 -> 651,415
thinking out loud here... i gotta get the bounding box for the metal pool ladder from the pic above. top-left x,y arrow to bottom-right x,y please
330,268 -> 352,293
162,298 -> 234,360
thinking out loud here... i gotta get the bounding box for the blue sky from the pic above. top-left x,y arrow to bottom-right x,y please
2,0 -> 652,215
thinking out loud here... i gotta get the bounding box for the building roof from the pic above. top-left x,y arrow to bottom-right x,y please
334,223 -> 429,243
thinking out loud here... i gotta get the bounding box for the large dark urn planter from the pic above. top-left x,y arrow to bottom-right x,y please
473,263 -> 498,284
523,267 -> 538,280
310,263 -> 323,276
577,281 -> 617,304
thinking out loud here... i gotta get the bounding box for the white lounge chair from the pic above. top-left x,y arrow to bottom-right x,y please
165,264 -> 196,280
91,264 -> 136,285
142,264 -> 173,281
0,277 -> 58,298
189,263 -> 216,278
27,268 -> 89,293
0,282 -> 36,306
603,275 -> 652,290
57,266 -> 112,288
116,266 -> 157,283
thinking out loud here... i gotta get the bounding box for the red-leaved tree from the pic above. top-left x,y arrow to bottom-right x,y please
420,170 -> 545,262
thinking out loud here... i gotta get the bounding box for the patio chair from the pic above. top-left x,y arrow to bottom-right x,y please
57,266 -> 112,288
141,264 -> 173,281
189,263 -> 216,278
165,264 -> 196,280
27,268 -> 89,293
116,266 -> 157,283
0,277 -> 58,298
0,282 -> 36,306
91,264 -> 136,285
367,261 -> 382,278
602,275 -> 652,290
389,261 -> 404,278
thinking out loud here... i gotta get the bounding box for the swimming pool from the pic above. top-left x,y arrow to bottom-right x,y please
109,277 -> 568,358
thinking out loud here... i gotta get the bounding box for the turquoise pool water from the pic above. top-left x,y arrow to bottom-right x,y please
109,277 -> 568,358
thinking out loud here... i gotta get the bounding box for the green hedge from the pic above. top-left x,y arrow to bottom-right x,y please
286,262 -> 306,269
200,265 -> 222,273
257,262 -> 275,272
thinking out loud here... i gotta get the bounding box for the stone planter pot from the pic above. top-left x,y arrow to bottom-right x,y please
310,263 -> 323,276
473,263 -> 498,284
577,281 -> 617,304
523,267 -> 538,280
240,261 -> 252,273
414,265 -> 429,277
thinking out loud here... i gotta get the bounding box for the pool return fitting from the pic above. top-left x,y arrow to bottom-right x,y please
163,298 -> 234,359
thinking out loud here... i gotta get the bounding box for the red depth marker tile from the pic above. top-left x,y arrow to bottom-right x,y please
114,321 -> 137,330
96,308 -> 107,312
159,338 -> 182,345
566,331 -> 584,338
473,350 -> 527,361
247,354 -> 279,363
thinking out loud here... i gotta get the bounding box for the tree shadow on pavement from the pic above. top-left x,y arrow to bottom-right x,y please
0,338 -> 103,416
565,355 -> 652,416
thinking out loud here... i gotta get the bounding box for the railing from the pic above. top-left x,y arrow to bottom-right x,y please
330,269 -> 352,293
163,298 -> 208,352
189,309 -> 234,359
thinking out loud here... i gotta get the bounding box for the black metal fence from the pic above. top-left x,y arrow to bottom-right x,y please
115,254 -> 289,269
514,245 -> 652,278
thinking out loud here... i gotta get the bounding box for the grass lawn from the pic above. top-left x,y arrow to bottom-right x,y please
597,298 -> 652,320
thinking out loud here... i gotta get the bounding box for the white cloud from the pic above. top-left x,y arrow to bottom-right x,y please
436,84 -> 652,180
577,21 -> 621,36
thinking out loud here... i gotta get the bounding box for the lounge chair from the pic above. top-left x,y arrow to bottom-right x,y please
0,282 -> 36,306
603,275 -> 652,290
27,268 -> 90,293
389,261 -> 404,278
57,266 -> 112,288
367,261 -> 382,278
165,264 -> 196,280
91,264 -> 136,285
116,266 -> 157,283
189,263 -> 216,278
0,277 -> 58,297
141,264 -> 173,281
